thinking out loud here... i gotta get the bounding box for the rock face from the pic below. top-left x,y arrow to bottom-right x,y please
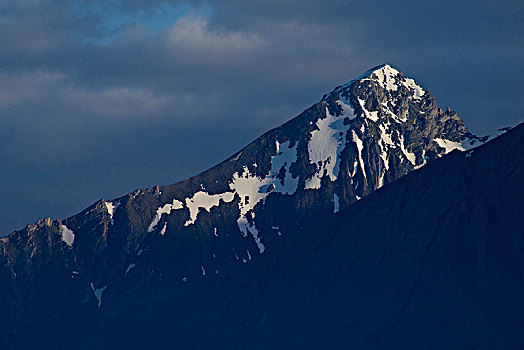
1,65 -> 520,349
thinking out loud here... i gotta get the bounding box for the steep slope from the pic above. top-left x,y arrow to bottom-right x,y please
2,118 -> 522,349
0,65 -> 514,348
114,123 -> 522,349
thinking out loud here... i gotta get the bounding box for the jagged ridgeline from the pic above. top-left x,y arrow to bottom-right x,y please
0,65 -> 507,348
1,64 -> 491,289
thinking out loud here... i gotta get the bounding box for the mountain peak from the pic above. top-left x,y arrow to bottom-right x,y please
363,63 -> 400,78
326,64 -> 425,104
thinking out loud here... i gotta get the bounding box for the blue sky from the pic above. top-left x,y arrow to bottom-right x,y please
73,1 -> 212,43
0,0 -> 523,235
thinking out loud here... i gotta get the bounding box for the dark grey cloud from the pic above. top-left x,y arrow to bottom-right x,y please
1,0 -> 523,235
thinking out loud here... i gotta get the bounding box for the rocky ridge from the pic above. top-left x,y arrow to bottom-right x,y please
0,64 -> 510,348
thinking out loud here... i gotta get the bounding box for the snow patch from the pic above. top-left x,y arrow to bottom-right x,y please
401,77 -> 425,99
358,98 -> 378,122
184,191 -> 235,226
237,216 -> 265,253
178,139 -> 300,252
399,134 -> 416,165
333,193 -> 340,213
59,224 -> 75,247
159,222 -> 167,236
378,123 -> 394,171
305,105 -> 355,189
350,159 -> 358,177
104,201 -> 119,224
148,199 -> 183,232
230,166 -> 271,217
125,263 -> 135,277
369,65 -> 424,100
90,283 -> 107,308
379,123 -> 395,147
378,172 -> 385,189
269,140 -> 299,195
352,130 -> 367,179
336,99 -> 358,120
371,65 -> 399,91
381,102 -> 405,123
414,149 -> 427,170
434,138 -> 465,154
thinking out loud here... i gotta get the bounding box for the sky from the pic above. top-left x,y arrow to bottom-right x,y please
1,0 -> 523,236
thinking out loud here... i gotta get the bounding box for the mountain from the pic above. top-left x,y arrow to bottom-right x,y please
1,65 -> 520,348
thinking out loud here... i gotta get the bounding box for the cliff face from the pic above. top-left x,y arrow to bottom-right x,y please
1,65 -> 518,349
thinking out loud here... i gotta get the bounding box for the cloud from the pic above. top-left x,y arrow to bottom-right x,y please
0,71 -> 171,120
166,17 -> 266,55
